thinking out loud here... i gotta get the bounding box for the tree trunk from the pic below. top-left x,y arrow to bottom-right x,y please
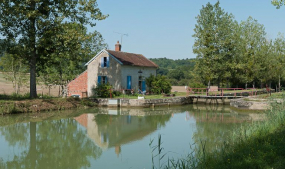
226,78 -> 229,88
208,80 -> 211,88
29,1 -> 37,98
245,82 -> 247,90
279,75 -> 281,92
29,122 -> 37,168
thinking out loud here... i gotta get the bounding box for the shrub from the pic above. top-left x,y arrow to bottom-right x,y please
112,90 -> 122,97
188,82 -> 206,92
146,74 -> 172,94
91,83 -> 113,98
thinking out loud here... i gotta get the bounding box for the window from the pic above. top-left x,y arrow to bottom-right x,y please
98,76 -> 108,85
138,76 -> 146,92
101,57 -> 109,68
102,76 -> 107,84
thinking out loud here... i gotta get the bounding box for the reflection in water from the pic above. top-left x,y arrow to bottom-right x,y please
0,120 -> 102,169
74,111 -> 172,157
0,105 -> 265,168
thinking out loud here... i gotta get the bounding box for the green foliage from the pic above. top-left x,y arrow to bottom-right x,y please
168,69 -> 185,81
165,98 -> 285,168
0,0 -> 108,98
189,82 -> 206,89
177,79 -> 190,86
193,1 -> 237,87
38,22 -> 107,97
146,75 -> 172,94
156,68 -> 169,76
0,53 -> 29,94
112,90 -> 122,97
91,83 -> 113,98
272,0 -> 285,8
191,2 -> 285,89
0,93 -> 30,101
150,58 -> 196,85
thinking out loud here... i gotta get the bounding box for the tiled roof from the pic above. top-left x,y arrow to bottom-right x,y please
107,50 -> 158,68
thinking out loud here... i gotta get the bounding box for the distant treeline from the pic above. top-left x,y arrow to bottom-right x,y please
150,58 -> 196,86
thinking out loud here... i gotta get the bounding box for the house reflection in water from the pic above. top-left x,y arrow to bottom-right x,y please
74,110 -> 172,157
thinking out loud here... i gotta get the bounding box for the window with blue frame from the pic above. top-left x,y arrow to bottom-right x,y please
101,57 -> 109,68
98,76 -> 108,85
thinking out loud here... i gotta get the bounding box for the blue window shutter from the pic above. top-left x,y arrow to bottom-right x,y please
127,76 -> 131,89
107,57 -> 110,67
98,76 -> 101,85
142,81 -> 146,92
105,76 -> 108,83
101,57 -> 104,67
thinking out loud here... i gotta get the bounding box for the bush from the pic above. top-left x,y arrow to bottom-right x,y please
188,82 -> 206,92
112,90 -> 122,97
146,74 -> 172,94
91,83 -> 113,98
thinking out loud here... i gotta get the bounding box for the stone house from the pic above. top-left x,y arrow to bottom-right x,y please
67,41 -> 158,97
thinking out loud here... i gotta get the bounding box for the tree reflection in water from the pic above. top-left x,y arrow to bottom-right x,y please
0,119 -> 102,169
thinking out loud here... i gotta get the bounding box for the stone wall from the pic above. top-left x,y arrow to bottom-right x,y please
120,66 -> 157,91
90,96 -> 193,107
230,97 -> 269,110
87,51 -> 122,96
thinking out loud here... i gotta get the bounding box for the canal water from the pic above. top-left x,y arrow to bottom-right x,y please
0,105 -> 264,169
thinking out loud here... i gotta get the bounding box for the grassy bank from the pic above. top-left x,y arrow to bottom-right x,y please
167,98 -> 285,169
0,96 -> 97,114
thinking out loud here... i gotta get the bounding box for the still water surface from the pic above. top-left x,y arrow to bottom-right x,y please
0,105 -> 264,168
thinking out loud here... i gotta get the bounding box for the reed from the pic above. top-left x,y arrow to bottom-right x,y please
165,96 -> 285,168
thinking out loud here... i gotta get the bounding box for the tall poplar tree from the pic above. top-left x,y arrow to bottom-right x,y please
0,0 -> 107,98
193,2 -> 237,87
238,17 -> 267,88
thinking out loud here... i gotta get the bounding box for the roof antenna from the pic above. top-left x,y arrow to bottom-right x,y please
114,31 -> 128,48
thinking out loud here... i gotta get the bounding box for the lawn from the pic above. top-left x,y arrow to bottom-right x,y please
256,91 -> 285,99
113,92 -> 188,99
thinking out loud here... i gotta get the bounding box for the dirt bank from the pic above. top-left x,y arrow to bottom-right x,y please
0,98 -> 97,114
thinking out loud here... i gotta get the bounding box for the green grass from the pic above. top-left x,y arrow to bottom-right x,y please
256,92 -> 285,99
188,89 -> 263,96
0,93 -> 54,100
112,92 -> 188,99
166,98 -> 285,169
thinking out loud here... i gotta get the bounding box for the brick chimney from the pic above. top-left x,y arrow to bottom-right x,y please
115,41 -> 121,51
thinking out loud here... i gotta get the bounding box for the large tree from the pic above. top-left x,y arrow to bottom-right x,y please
271,33 -> 285,90
38,22 -> 107,96
237,17 -> 267,88
193,1 -> 237,88
0,0 -> 107,98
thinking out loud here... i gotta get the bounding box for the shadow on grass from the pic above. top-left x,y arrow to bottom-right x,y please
0,93 -> 54,101
0,93 -> 30,101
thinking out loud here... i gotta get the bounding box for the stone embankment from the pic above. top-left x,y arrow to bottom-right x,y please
230,97 -> 269,110
90,96 -> 193,107
230,97 -> 283,110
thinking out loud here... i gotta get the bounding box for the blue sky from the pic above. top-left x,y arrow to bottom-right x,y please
90,0 -> 285,60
